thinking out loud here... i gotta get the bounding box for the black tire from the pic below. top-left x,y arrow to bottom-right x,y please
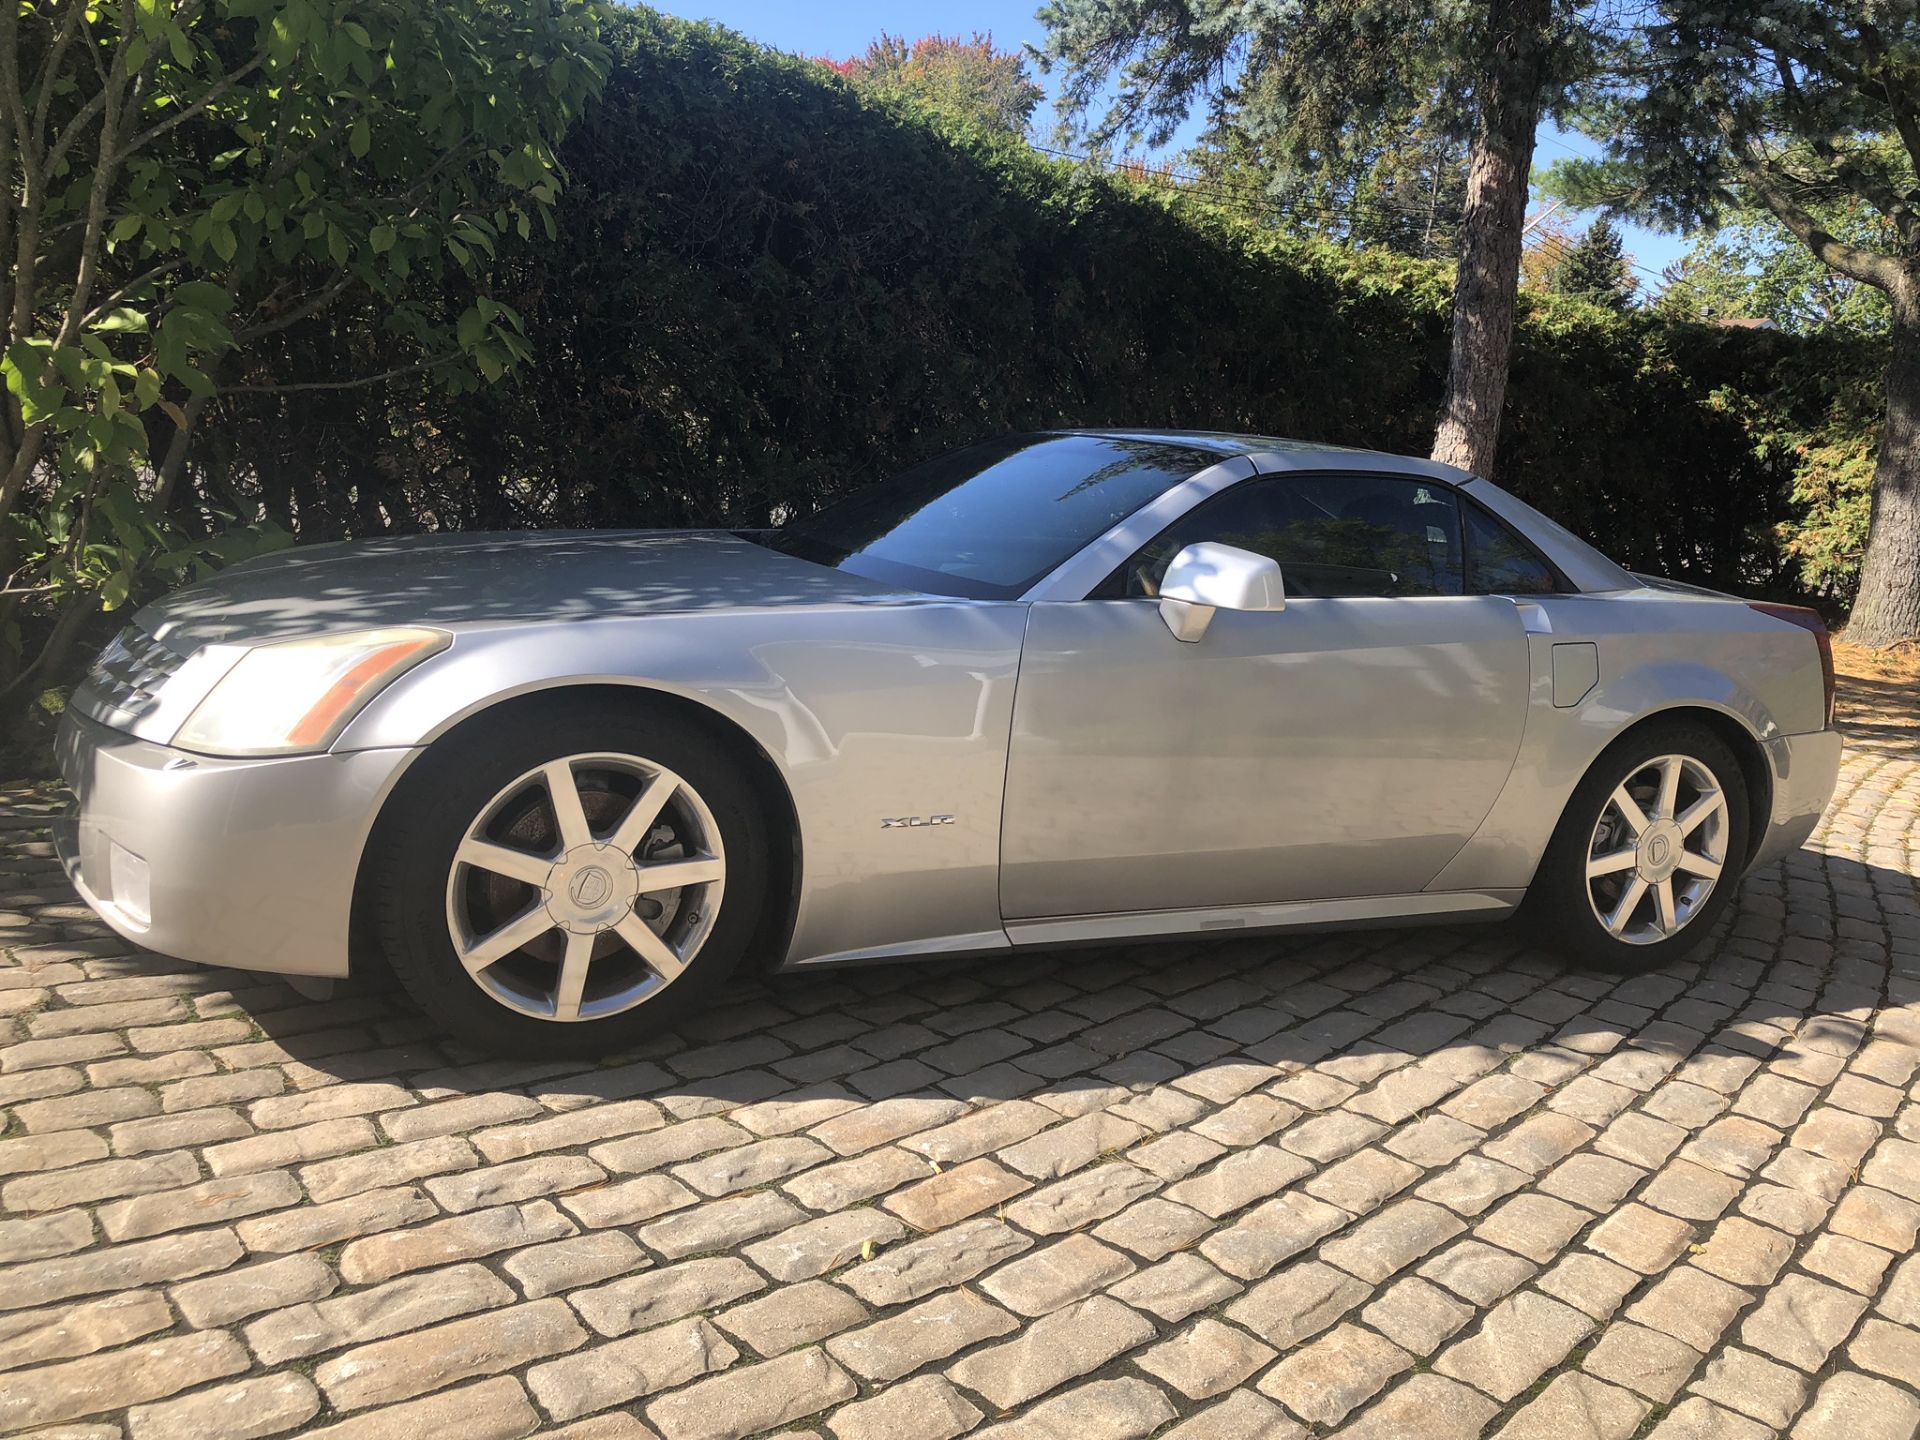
1528,720 -> 1750,972
368,695 -> 771,1055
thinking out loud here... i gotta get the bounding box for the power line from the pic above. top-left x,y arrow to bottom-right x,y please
1524,231 -> 1644,303
1525,222 -> 1666,286
1533,130 -> 1590,160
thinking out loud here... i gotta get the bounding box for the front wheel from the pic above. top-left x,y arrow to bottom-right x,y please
368,698 -> 771,1054
1529,722 -> 1750,971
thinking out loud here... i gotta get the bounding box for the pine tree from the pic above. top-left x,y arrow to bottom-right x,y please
1034,0 -> 1621,476
1549,217 -> 1634,310
1185,101 -> 1470,262
1548,1 -> 1920,647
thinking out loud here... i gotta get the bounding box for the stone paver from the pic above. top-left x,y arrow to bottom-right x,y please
1257,1320 -> 1411,1424
1434,1289 -> 1595,1401
946,1295 -> 1155,1408
1,731 -> 1917,1436
1136,1315 -> 1277,1400
1495,1372 -> 1647,1440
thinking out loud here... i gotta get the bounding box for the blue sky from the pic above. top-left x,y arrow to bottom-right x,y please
652,0 -> 1689,293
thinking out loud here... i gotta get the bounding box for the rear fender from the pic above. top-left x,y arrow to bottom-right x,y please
1428,596 -> 1811,892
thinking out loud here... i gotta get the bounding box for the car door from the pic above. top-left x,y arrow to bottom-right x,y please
1000,471 -> 1535,919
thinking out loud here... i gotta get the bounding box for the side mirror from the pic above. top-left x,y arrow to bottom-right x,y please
1158,541 -> 1285,642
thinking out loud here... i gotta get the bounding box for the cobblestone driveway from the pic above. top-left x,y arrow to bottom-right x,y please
3,710 -> 1919,1439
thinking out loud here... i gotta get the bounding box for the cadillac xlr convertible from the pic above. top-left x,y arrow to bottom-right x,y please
56,431 -> 1841,1051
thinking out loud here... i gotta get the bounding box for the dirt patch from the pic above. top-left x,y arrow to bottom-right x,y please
1834,633 -> 1920,758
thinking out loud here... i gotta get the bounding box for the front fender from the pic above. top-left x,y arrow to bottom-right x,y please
335,604 -> 1030,967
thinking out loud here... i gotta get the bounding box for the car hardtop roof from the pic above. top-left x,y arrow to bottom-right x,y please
1044,428 -> 1405,464
1036,428 -> 1637,595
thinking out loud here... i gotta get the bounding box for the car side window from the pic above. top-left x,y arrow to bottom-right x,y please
1463,501 -> 1561,595
1101,474 -> 1466,599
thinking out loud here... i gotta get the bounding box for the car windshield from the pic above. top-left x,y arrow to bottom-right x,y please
765,433 -> 1218,599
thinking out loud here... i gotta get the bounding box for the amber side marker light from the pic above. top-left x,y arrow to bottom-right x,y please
284,635 -> 446,748
173,627 -> 451,757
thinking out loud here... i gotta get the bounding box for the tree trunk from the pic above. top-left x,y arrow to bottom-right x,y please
1430,0 -> 1552,476
1847,284 -> 1920,648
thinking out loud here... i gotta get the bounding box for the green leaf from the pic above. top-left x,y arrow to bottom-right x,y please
98,484 -> 147,550
370,223 -> 396,254
349,117 -> 370,159
170,282 -> 235,315
50,346 -> 90,393
455,306 -> 487,349
153,302 -> 235,381
100,572 -> 131,612
268,10 -> 300,62
2,342 -> 65,426
92,307 -> 149,334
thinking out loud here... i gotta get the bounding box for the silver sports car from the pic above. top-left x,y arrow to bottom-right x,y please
56,431 -> 1842,1052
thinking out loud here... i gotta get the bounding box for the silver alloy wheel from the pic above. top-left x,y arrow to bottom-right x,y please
444,751 -> 725,1021
1584,752 -> 1729,945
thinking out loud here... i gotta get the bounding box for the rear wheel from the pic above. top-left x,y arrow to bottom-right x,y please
1530,722 -> 1749,971
370,698 -> 770,1054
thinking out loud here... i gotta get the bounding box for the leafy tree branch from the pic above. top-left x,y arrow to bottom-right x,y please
1546,1 -> 1920,646
0,0 -> 609,708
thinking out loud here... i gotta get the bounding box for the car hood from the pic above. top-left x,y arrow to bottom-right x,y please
136,529 -> 913,651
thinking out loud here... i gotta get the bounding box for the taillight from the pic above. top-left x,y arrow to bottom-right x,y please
1749,602 -> 1835,727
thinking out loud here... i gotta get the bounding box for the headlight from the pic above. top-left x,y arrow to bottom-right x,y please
172,627 -> 450,757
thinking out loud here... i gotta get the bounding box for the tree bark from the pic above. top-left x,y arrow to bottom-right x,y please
1846,280 -> 1920,648
1430,0 -> 1552,476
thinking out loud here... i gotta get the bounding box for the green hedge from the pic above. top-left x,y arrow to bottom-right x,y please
213,7 -> 1883,602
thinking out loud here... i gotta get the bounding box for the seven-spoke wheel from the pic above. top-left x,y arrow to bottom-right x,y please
371,698 -> 770,1053
447,753 -> 726,1022
1531,722 -> 1749,972
1583,753 -> 1729,945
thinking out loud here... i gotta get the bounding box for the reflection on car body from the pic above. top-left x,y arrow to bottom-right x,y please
55,431 -> 1841,1052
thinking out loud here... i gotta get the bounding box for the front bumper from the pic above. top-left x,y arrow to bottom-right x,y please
55,710 -> 415,978
1753,727 -> 1845,868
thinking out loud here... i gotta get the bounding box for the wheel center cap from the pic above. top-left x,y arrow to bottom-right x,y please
545,843 -> 641,934
1638,821 -> 1684,882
